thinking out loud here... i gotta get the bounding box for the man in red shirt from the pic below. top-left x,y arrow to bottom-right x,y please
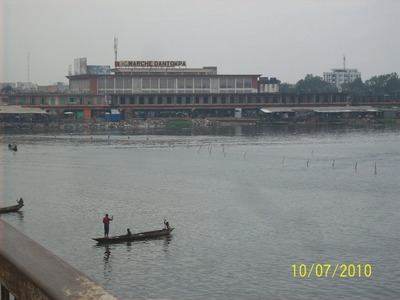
103,214 -> 113,237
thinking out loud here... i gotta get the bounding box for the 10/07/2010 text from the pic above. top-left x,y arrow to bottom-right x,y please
292,264 -> 372,278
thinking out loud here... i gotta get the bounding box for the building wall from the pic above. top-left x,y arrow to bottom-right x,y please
323,68 -> 361,87
69,75 -> 258,94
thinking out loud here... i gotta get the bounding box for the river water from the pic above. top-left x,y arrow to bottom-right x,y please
1,124 -> 399,299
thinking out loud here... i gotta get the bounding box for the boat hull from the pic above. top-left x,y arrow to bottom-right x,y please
92,228 -> 174,244
0,204 -> 23,214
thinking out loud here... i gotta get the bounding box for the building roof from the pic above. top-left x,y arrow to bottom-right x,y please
0,105 -> 49,114
260,106 -> 378,113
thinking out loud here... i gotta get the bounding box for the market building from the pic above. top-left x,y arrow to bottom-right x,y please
1,57 -> 398,122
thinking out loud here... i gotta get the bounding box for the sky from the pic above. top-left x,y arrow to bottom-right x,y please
1,0 -> 399,85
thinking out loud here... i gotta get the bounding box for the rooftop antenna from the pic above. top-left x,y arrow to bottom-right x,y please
27,52 -> 30,83
114,36 -> 118,62
343,54 -> 346,69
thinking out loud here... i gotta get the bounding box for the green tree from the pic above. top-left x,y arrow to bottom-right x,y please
341,78 -> 367,95
1,85 -> 14,94
295,74 -> 337,93
279,82 -> 296,93
365,73 -> 400,95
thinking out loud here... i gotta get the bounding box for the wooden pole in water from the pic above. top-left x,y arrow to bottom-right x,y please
374,162 -> 377,175
307,158 -> 309,168
282,155 -> 285,165
355,162 -> 358,171
332,159 -> 335,168
244,151 -> 247,160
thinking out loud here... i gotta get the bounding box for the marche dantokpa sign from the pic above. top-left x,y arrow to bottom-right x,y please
115,61 -> 187,68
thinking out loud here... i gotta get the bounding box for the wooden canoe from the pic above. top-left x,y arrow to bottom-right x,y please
92,228 -> 174,244
0,204 -> 23,214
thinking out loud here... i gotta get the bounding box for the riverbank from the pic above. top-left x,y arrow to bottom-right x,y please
0,116 -> 397,132
0,117 -> 259,131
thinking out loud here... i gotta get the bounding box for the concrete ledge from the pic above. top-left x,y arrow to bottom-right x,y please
0,219 -> 120,299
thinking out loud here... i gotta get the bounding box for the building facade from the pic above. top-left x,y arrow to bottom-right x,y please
67,60 -> 260,95
323,68 -> 361,88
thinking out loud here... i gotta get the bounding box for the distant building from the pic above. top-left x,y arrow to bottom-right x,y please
67,59 -> 260,95
323,68 -> 361,88
16,82 -> 38,92
37,82 -> 69,93
258,77 -> 280,93
323,56 -> 361,88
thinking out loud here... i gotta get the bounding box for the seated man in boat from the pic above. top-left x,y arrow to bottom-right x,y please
164,219 -> 170,230
17,198 -> 24,207
126,228 -> 131,237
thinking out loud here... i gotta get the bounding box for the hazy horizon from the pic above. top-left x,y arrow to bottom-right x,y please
1,0 -> 399,85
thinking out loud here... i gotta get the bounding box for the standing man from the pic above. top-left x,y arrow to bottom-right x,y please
103,214 -> 113,238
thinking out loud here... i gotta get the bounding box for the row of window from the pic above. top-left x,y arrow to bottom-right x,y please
115,95 -> 348,105
97,77 -> 252,89
7,97 -> 104,105
8,95 -> 395,106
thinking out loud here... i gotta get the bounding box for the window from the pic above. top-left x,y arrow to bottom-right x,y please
142,78 -> 150,89
185,78 -> 193,89
203,96 -> 208,104
194,78 -> 202,89
227,78 -> 235,89
148,97 -> 154,104
123,78 -> 132,90
177,78 -> 185,89
220,78 -> 227,88
177,97 -> 182,104
150,78 -> 158,89
244,78 -> 252,88
50,98 -> 56,105
133,79 -> 141,91
120,96 -> 126,105
116,78 -> 123,89
168,78 -> 176,89
139,97 -> 144,105
106,78 -> 114,89
157,96 -> 163,104
185,96 -> 191,104
236,78 -> 243,88
129,97 -> 135,105
167,97 -> 172,104
202,79 -> 210,89
160,78 -> 168,89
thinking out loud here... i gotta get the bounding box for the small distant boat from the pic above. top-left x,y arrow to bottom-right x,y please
92,228 -> 174,244
0,199 -> 24,214
8,143 -> 17,152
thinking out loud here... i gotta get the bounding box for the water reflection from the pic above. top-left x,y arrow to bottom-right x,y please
163,236 -> 172,253
102,244 -> 113,279
16,211 -> 24,222
103,244 -> 111,263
